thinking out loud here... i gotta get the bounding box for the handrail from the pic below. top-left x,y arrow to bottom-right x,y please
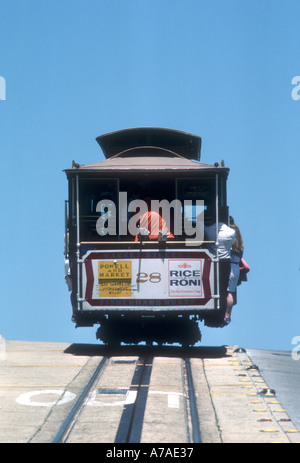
80,240 -> 216,245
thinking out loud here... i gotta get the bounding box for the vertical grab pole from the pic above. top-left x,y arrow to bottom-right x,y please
76,174 -> 81,311
64,200 -> 69,258
215,174 -> 220,309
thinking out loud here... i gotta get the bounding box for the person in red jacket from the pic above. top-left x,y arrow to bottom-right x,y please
134,197 -> 174,242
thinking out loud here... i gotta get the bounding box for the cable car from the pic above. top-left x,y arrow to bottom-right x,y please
64,127 -> 230,346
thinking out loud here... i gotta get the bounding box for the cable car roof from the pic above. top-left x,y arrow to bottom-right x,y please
64,128 -> 229,175
69,147 -> 223,172
96,127 -> 201,160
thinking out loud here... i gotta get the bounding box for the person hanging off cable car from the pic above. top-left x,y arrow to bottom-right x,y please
204,214 -> 236,325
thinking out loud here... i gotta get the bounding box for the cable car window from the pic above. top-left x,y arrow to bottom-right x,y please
79,178 -> 119,241
176,178 -> 215,233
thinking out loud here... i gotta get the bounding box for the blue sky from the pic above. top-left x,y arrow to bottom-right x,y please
0,0 -> 300,351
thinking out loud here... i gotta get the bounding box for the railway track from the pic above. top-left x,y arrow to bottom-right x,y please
52,354 -> 202,444
52,356 -> 108,443
3,342 -> 299,443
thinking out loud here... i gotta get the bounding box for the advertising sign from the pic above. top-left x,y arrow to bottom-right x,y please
98,261 -> 132,298
82,249 -> 214,310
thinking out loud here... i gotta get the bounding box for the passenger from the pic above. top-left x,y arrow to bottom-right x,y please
64,219 -> 72,291
204,215 -> 236,325
134,197 -> 174,242
226,216 -> 244,323
64,258 -> 72,291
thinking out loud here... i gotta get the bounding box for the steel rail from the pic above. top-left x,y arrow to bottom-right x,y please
114,356 -> 153,443
52,356 -> 108,443
184,358 -> 202,443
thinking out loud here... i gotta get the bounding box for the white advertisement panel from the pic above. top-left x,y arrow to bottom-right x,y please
81,249 -> 215,310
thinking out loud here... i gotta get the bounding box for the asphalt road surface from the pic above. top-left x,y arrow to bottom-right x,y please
247,348 -> 300,430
